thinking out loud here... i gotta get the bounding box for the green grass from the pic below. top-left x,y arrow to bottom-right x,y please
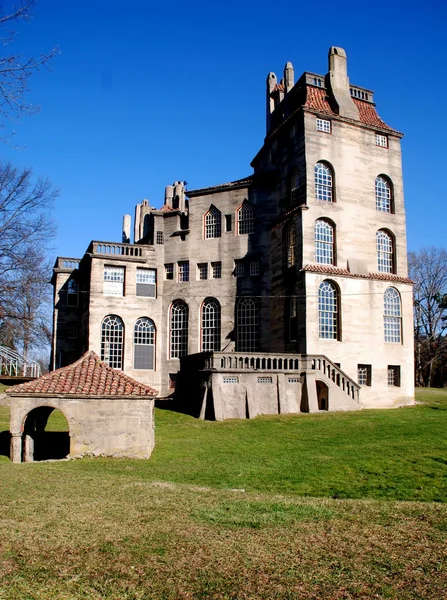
0,383 -> 8,394
0,389 -> 446,598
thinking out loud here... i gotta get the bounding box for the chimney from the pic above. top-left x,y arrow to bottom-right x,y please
266,72 -> 277,133
326,46 -> 359,120
284,61 -> 294,92
122,214 -> 131,244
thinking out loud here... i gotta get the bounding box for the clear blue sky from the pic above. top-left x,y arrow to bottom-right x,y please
2,0 -> 446,259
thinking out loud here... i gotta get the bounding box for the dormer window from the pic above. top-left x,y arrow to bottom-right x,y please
316,118 -> 331,133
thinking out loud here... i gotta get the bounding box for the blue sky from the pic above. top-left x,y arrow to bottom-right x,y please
2,0 -> 446,258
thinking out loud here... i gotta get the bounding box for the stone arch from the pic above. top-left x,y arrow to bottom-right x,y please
316,380 -> 329,411
21,405 -> 70,462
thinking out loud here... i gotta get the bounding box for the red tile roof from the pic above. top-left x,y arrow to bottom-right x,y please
8,351 -> 158,397
302,264 -> 413,284
160,204 -> 176,212
304,86 -> 392,131
272,83 -> 285,93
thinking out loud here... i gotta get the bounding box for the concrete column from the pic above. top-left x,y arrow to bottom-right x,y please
10,433 -> 22,463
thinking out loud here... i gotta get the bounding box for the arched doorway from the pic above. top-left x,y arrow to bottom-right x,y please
22,406 -> 70,462
316,381 -> 329,411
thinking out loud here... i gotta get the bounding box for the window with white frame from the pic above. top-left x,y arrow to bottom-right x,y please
103,266 -> 124,296
316,118 -> 331,133
384,287 -> 402,343
375,176 -> 392,213
67,279 -> 79,307
136,268 -> 156,298
198,263 -> 208,280
237,201 -> 254,235
178,261 -> 189,282
387,365 -> 401,386
236,297 -> 258,352
250,260 -> 260,276
357,364 -> 372,386
258,377 -> 272,384
376,133 -> 388,148
156,231 -> 164,245
315,219 -> 335,265
315,162 -> 334,202
290,168 -> 300,206
286,223 -> 296,268
170,301 -> 188,358
165,263 -> 174,280
101,315 -> 124,369
377,230 -> 394,273
211,262 -> 222,279
201,298 -> 221,351
204,206 -> 221,239
134,317 -> 155,370
223,376 -> 239,384
234,260 -> 244,277
318,281 -> 339,340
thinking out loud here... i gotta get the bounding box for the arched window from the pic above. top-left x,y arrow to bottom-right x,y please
384,288 -> 401,343
134,317 -> 155,370
318,281 -> 339,340
376,230 -> 395,273
290,169 -> 300,206
285,222 -> 296,268
237,201 -> 254,235
201,298 -> 221,351
101,315 -> 124,369
170,301 -> 188,358
204,206 -> 221,239
375,176 -> 392,213
315,219 -> 335,265
236,297 -> 258,351
315,162 -> 333,202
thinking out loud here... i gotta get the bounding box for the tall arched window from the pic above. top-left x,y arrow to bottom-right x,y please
170,301 -> 188,358
315,219 -> 335,265
285,223 -> 296,268
318,281 -> 339,340
204,206 -> 221,239
134,317 -> 155,370
315,162 -> 333,202
384,288 -> 401,343
201,298 -> 221,351
237,201 -> 254,235
290,169 -> 300,206
375,176 -> 392,213
101,315 -> 124,369
236,297 -> 258,351
376,229 -> 395,273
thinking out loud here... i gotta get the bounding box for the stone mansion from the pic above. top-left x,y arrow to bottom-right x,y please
51,47 -> 414,417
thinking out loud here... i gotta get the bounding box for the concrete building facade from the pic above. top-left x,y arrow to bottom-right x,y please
51,47 -> 414,415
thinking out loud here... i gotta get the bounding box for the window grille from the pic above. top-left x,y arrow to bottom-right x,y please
286,223 -> 296,268
198,263 -> 208,280
357,364 -> 371,386
375,176 -> 392,213
165,263 -> 174,280
103,266 -> 124,296
315,219 -> 334,265
201,298 -> 221,351
290,169 -> 300,206
316,118 -> 331,133
170,301 -> 188,358
376,134 -> 388,147
250,260 -> 260,276
315,162 -> 333,202
377,230 -> 394,273
384,287 -> 401,343
134,317 -> 155,370
178,261 -> 189,282
211,262 -> 222,279
101,315 -> 124,369
237,201 -> 254,235
387,365 -> 401,386
258,377 -> 272,384
223,376 -> 239,384
67,279 -> 79,307
204,206 -> 221,239
234,260 -> 244,277
156,231 -> 164,245
236,297 -> 258,352
136,268 -> 156,297
318,281 -> 339,339
288,378 -> 299,383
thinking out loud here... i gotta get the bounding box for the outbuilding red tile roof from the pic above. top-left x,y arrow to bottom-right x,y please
8,351 -> 158,397
302,264 -> 413,284
304,86 -> 392,130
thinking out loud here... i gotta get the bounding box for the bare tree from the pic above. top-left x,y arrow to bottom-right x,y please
0,0 -> 58,141
0,160 -> 57,356
408,247 -> 447,387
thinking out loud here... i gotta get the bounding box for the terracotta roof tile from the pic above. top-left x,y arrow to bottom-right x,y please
160,205 -> 176,212
302,264 -> 413,284
8,351 -> 158,397
272,83 -> 285,93
352,98 -> 391,130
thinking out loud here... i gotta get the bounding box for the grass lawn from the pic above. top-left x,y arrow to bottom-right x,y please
0,389 -> 446,598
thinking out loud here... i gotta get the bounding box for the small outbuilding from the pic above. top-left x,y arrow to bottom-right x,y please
8,351 -> 157,463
